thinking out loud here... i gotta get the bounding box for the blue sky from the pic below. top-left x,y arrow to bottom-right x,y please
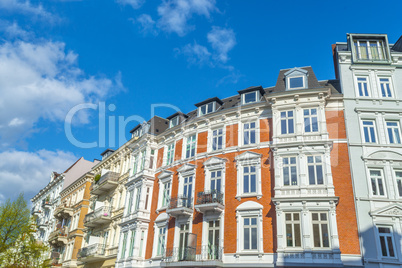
0,0 -> 401,203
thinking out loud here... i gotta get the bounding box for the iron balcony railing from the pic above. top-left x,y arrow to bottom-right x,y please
83,206 -> 112,223
168,196 -> 193,209
163,245 -> 223,262
196,190 -> 224,205
78,243 -> 106,258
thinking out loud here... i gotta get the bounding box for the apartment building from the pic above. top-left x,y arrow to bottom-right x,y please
115,66 -> 362,267
49,157 -> 98,267
31,170 -> 64,256
78,139 -> 144,267
334,33 -> 402,268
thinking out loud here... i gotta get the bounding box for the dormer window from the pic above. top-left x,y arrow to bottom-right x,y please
198,102 -> 215,116
284,68 -> 308,90
169,116 -> 179,128
349,34 -> 390,63
288,76 -> 305,89
195,97 -> 223,117
238,86 -> 265,106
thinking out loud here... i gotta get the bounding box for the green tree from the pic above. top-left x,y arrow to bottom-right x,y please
0,193 -> 49,267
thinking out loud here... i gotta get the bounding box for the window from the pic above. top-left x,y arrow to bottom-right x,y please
396,171 -> 402,197
283,157 -> 297,186
127,190 -> 134,214
243,91 -> 259,104
312,212 -> 330,248
132,155 -> 138,175
199,102 -> 215,116
356,77 -> 370,97
139,231 -> 145,257
169,116 -> 179,128
157,227 -> 166,256
288,76 -> 304,89
243,217 -> 257,250
129,230 -> 136,257
121,232 -> 128,259
370,169 -> 385,196
243,166 -> 256,194
378,227 -> 395,258
243,122 -> 256,145
140,150 -> 146,171
210,170 -> 222,192
308,156 -> 324,185
212,129 -> 223,151
166,143 -> 175,165
362,120 -> 377,143
134,187 -> 141,211
178,223 -> 189,260
353,40 -> 385,61
304,108 -> 318,133
185,135 -> 196,158
161,182 -> 171,208
386,121 -> 401,144
208,220 -> 220,259
183,176 -> 193,199
379,78 -> 392,98
285,213 -> 301,247
281,111 -> 294,135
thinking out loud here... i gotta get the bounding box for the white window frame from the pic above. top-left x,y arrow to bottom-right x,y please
361,120 -> 377,143
282,156 -> 298,186
184,134 -> 197,159
284,212 -> 302,248
369,169 -> 386,197
203,157 -> 226,194
235,152 -> 262,200
153,213 -> 169,258
157,171 -> 173,211
242,91 -> 260,105
355,76 -> 370,97
353,39 -> 386,61
311,212 -> 331,249
303,108 -> 319,133
378,77 -> 393,98
169,116 -> 180,128
280,110 -> 295,135
243,121 -> 257,145
166,143 -> 175,166
201,214 -> 223,258
287,76 -> 305,90
211,128 -> 224,151
177,164 -> 196,208
395,170 -> 402,198
307,155 -> 324,185
377,226 -> 396,258
198,102 -> 216,116
236,201 -> 263,254
140,149 -> 146,171
385,121 -> 401,144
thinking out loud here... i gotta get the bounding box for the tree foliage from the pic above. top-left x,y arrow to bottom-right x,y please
0,193 -> 49,267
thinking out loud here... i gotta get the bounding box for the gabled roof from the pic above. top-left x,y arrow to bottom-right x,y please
392,34 -> 402,52
61,158 -> 98,191
272,66 -> 321,93
237,86 -> 265,96
129,116 -> 169,136
194,97 -> 223,107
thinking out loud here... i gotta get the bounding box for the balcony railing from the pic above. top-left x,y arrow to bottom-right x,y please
78,243 -> 106,259
83,206 -> 112,228
91,171 -> 119,195
195,190 -> 224,213
166,196 -> 193,217
48,227 -> 68,245
54,203 -> 73,219
50,251 -> 63,266
163,245 -> 223,262
42,199 -> 52,209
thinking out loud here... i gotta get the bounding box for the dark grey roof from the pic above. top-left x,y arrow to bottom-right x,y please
392,35 -> 402,52
166,111 -> 188,120
272,66 -> 321,93
194,97 -> 223,107
100,148 -> 115,156
129,116 -> 169,136
237,86 -> 265,96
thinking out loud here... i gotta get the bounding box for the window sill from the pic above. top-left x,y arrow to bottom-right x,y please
236,193 -> 262,201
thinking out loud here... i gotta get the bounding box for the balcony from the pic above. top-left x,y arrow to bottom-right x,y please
91,171 -> 119,195
195,190 -> 224,214
42,200 -> 52,210
163,245 -> 223,264
48,227 -> 68,246
166,196 -> 193,218
50,251 -> 63,267
83,206 -> 112,228
38,220 -> 49,229
31,208 -> 42,217
78,243 -> 106,263
54,203 -> 73,219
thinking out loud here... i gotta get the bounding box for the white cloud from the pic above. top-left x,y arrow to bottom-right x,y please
135,14 -> 158,36
178,42 -> 211,66
0,149 -> 77,202
157,0 -> 216,36
0,20 -> 32,39
0,0 -> 53,19
207,26 -> 236,63
0,40 -> 123,145
116,0 -> 145,9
